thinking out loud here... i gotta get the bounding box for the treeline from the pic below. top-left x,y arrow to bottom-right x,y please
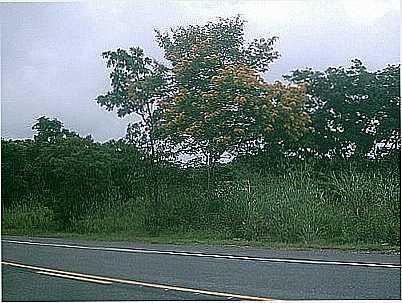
95,16 -> 399,165
2,16 -> 400,246
2,132 -> 147,229
2,120 -> 400,245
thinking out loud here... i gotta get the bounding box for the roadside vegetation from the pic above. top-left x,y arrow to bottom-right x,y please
2,16 -> 400,250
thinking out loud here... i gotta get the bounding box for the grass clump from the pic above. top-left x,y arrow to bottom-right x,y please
2,201 -> 56,233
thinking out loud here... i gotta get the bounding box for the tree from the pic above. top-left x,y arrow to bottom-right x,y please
96,16 -> 311,197
1,138 -> 36,208
4,117 -> 148,230
32,116 -> 80,144
285,60 -> 400,159
160,65 -> 311,164
32,116 -> 64,143
96,47 -> 172,233
96,47 -> 170,159
156,16 -> 310,167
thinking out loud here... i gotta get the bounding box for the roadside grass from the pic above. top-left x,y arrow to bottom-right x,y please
2,229 -> 400,253
2,202 -> 57,234
68,197 -> 147,234
2,168 -> 400,252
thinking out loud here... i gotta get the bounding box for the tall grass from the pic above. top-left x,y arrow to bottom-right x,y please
2,167 -> 400,246
69,197 -> 147,234
2,198 -> 56,233
325,170 -> 400,244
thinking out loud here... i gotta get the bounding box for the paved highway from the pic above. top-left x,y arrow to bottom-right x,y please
2,235 -> 400,301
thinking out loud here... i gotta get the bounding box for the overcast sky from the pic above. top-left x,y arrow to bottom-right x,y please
1,0 -> 400,142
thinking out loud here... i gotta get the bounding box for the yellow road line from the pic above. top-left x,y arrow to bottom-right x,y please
36,271 -> 113,285
2,261 -> 274,301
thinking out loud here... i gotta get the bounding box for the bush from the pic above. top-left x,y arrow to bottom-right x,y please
2,137 -> 399,246
70,197 -> 147,234
2,199 -> 57,233
326,171 -> 400,244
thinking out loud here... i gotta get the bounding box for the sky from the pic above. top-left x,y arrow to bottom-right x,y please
1,0 -> 400,142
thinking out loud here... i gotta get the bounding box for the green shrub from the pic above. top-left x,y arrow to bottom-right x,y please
69,197 -> 148,234
2,201 -> 57,233
326,171 -> 400,245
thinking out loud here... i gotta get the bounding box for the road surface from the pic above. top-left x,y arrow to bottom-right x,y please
2,235 -> 400,301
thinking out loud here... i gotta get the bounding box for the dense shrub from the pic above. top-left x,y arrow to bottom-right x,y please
2,137 -> 400,246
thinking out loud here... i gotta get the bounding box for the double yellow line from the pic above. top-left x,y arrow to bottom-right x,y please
2,261 -> 274,301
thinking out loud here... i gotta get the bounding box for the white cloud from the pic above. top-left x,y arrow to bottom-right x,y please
173,0 -> 305,23
341,0 -> 400,23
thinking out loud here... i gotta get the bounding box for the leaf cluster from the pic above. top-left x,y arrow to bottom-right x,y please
154,16 -> 308,163
285,59 -> 400,159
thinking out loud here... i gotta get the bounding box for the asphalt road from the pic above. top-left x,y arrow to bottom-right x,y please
1,235 -> 400,301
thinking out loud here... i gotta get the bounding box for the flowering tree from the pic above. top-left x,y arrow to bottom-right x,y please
156,16 -> 310,166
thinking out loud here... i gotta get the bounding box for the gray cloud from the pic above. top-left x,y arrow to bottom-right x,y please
1,1 -> 399,142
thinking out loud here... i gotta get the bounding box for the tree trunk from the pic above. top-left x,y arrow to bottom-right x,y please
146,104 -> 160,235
206,151 -> 217,192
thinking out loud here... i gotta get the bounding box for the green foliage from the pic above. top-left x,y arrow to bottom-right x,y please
285,60 -> 400,159
2,199 -> 56,233
156,16 -> 310,164
96,47 -> 173,233
32,116 -> 64,143
3,133 -> 400,246
325,170 -> 400,244
32,116 -> 79,143
96,17 -> 310,165
2,118 -> 147,230
96,47 -> 154,117
96,47 -> 171,158
155,15 -> 279,74
69,197 -> 147,234
1,139 -> 34,207
3,17 -> 401,249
